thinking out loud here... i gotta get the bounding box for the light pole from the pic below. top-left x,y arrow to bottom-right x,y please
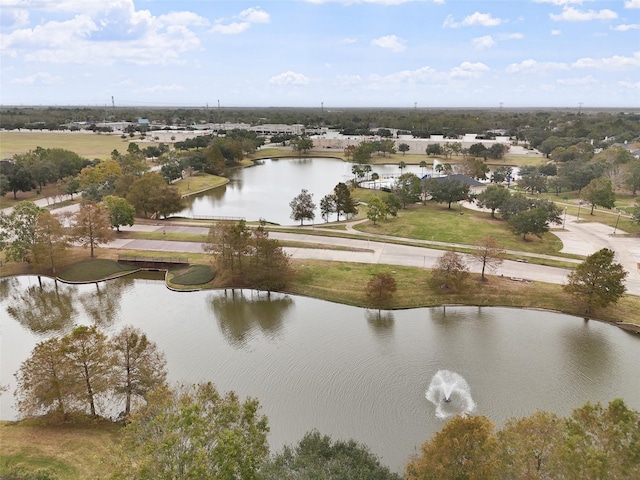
563,207 -> 567,229
577,202 -> 581,221
613,211 -> 622,235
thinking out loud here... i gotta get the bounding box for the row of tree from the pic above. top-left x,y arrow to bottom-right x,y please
15,325 -> 166,419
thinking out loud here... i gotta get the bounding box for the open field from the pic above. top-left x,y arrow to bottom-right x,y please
0,420 -> 119,480
0,131 -> 157,160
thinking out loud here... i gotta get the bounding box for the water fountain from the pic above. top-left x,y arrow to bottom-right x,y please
425,370 -> 476,419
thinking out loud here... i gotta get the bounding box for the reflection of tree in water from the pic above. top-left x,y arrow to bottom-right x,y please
429,306 -> 470,324
78,277 -> 133,328
208,289 -> 293,348
365,309 -> 395,331
5,277 -> 78,335
561,323 -> 613,381
0,277 -> 18,302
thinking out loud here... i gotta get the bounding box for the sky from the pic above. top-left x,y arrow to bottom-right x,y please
1,0 -> 639,108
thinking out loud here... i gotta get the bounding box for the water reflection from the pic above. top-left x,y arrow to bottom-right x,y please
365,309 -> 395,331
560,321 -> 614,381
4,277 -> 78,335
77,278 -> 132,328
208,290 -> 293,348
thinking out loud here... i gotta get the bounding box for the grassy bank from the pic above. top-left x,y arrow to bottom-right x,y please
0,420 -> 119,480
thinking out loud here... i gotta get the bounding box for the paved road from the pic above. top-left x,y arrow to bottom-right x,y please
3,195 -> 638,295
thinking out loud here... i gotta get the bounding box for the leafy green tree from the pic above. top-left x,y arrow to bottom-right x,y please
262,430 -> 401,480
557,399 -> 640,479
292,136 -> 314,153
366,196 -> 388,225
334,182 -> 358,220
154,184 -> 183,219
0,201 -> 42,263
519,172 -> 547,194
102,195 -> 135,232
398,143 -> 410,155
14,337 -> 74,418
580,177 -> 616,215
406,415 -> 500,480
126,173 -> 182,219
320,194 -> 336,222
58,176 -> 81,199
633,197 -> 640,225
430,250 -> 469,291
490,165 -> 512,184
508,208 -> 553,240
366,272 -> 397,310
624,159 -> 640,196
31,211 -> 69,274
61,325 -> 114,417
6,163 -> 36,199
398,160 -> 406,172
72,202 -> 114,257
424,178 -> 470,209
203,220 -> 251,274
352,143 -> 373,164
475,185 -> 510,218
111,326 -> 167,417
488,143 -> 506,159
469,142 -> 489,159
110,382 -> 269,480
460,156 -> 489,180
0,173 -> 9,197
393,172 -> 422,208
248,224 -> 293,294
419,160 -> 428,175
426,144 -> 441,156
289,189 -> 316,225
563,248 -> 627,314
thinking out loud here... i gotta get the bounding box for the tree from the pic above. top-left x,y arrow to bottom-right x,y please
102,195 -> 135,232
110,382 -> 269,480
398,160 -> 406,172
496,411 -> 564,480
14,338 -> 74,419
58,176 -> 81,199
393,172 -> 422,208
289,188 -> 316,225
72,201 -> 114,257
469,142 -> 489,159
634,198 -> 640,225
334,182 -> 358,220
203,220 -> 251,274
472,237 -> 505,281
430,251 -> 469,291
459,157 -> 489,180
475,185 -> 510,218
556,399 -> 640,479
519,172 -> 547,194
6,163 -> 36,199
292,136 -> 314,153
424,178 -> 470,209
60,325 -> 114,417
262,430 -> 401,480
624,159 -> 640,196
419,160 -> 428,175
580,177 -> 616,215
31,210 -> 69,274
247,221 -> 293,293
0,173 -> 9,197
366,196 -> 388,225
398,143 -> 410,155
426,144 -> 441,156
0,201 -> 42,263
564,248 -> 627,314
366,272 -> 397,310
154,184 -> 184,219
405,415 -> 500,480
111,326 -> 167,417
508,208 -> 553,240
320,194 -> 336,222
126,173 -> 166,218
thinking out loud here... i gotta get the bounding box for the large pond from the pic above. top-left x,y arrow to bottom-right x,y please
175,157 -> 429,225
2,274 -> 639,472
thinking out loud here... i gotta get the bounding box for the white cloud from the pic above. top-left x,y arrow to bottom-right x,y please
0,1 -> 208,65
443,12 -> 503,28
572,52 -> 640,70
212,6 -> 269,35
503,33 -> 524,39
371,34 -> 406,52
134,84 -> 185,93
550,7 -> 617,22
449,62 -> 490,79
612,23 -> 640,31
506,59 -> 569,74
0,7 -> 29,28
369,66 -> 438,85
10,71 -> 62,85
534,0 -> 593,4
551,29 -> 562,35
473,35 -> 496,49
305,0 -> 442,4
337,74 -> 362,86
269,71 -> 310,86
556,75 -> 597,86
238,7 -> 270,24
625,0 -> 640,8
618,80 -> 640,89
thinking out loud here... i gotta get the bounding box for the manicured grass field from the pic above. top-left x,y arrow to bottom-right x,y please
174,172 -> 228,196
0,131 -> 153,160
58,259 -> 137,282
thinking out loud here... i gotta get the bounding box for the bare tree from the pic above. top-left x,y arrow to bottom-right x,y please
472,237 -> 505,281
430,251 -> 469,290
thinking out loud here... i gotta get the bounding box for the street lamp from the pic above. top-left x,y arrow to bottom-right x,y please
563,207 -> 567,229
613,211 -> 622,235
577,202 -> 581,221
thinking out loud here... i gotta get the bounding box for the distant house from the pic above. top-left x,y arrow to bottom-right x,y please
425,174 -> 487,195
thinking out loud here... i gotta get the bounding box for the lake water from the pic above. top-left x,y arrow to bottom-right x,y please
2,274 -> 639,472
175,157 -> 429,225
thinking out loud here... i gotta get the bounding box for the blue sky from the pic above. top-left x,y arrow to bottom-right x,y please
1,0 -> 638,108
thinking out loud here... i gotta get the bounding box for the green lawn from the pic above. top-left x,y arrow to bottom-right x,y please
58,259 -> 137,282
174,172 -> 228,196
